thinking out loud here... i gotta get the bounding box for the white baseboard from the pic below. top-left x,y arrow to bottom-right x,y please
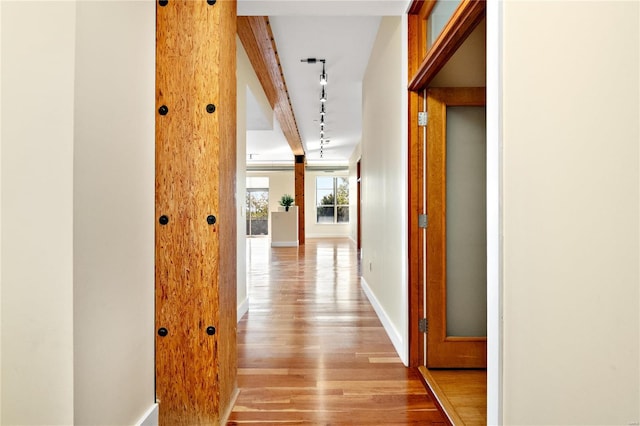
360,276 -> 407,365
306,234 -> 350,239
136,403 -> 158,426
237,297 -> 249,323
271,241 -> 298,247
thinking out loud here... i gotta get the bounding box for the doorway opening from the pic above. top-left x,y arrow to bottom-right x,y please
246,188 -> 269,236
246,176 -> 270,237
408,1 -> 488,424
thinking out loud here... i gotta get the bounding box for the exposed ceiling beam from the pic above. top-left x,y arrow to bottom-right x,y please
237,16 -> 305,156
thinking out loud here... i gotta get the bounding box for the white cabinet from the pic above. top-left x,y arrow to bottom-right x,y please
271,207 -> 298,247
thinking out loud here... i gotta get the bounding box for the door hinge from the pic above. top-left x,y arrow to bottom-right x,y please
418,111 -> 428,127
418,214 -> 428,228
418,318 -> 428,333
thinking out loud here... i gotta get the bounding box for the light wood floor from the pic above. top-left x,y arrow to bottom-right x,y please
228,238 -> 446,425
419,367 -> 487,425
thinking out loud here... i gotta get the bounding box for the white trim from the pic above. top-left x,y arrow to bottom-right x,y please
305,234 -> 350,239
135,403 -> 158,426
486,0 -> 503,424
360,276 -> 408,366
237,297 -> 249,323
270,241 -> 298,247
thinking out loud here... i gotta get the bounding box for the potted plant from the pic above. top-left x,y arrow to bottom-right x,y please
279,194 -> 294,212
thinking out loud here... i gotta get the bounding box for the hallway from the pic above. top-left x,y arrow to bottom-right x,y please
228,238 -> 445,424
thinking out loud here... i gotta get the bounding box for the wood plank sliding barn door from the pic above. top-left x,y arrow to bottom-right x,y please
155,0 -> 237,424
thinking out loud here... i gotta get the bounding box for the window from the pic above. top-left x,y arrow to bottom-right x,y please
246,188 -> 269,236
426,0 -> 463,50
246,177 -> 269,236
316,176 -> 349,223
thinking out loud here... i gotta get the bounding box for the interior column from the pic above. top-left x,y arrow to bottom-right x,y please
155,0 -> 237,423
295,155 -> 306,245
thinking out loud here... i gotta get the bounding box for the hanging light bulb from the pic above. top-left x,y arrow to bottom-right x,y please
320,87 -> 327,103
320,104 -> 326,116
320,63 -> 328,85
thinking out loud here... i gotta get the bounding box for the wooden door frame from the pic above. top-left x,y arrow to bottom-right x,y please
407,0 -> 486,367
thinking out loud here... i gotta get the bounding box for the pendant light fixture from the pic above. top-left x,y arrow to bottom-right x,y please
320,62 -> 328,85
302,57 -> 329,159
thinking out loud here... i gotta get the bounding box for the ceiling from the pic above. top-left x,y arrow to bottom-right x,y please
239,0 -> 410,167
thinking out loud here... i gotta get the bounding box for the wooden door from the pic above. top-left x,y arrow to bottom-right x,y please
406,0 -> 486,370
155,0 -> 237,423
425,87 -> 487,368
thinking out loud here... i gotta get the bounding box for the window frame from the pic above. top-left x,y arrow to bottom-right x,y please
315,175 -> 349,224
408,0 -> 486,90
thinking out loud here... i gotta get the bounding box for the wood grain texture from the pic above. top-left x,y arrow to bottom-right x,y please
408,0 -> 486,91
425,87 -> 486,369
228,238 -> 447,425
407,3 -> 428,368
156,0 -> 237,424
217,1 -> 239,419
237,16 -> 304,156
408,13 -> 420,81
294,157 -> 305,245
419,367 -> 487,426
407,0 -> 425,15
409,0 -> 481,369
410,0 -> 436,78
407,88 -> 426,368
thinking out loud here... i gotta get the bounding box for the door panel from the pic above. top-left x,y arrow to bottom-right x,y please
426,87 -> 487,368
445,106 -> 487,337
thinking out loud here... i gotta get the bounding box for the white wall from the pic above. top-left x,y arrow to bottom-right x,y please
1,3 -> 76,423
486,3 -> 502,421
73,2 -> 155,424
360,16 -> 408,363
430,19 -> 485,88
500,1 -> 639,424
237,41 -> 248,320
237,39 -> 273,321
305,169 -> 351,238
0,2 -> 4,420
247,168 -> 353,240
247,169 -> 294,236
1,1 -> 156,424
